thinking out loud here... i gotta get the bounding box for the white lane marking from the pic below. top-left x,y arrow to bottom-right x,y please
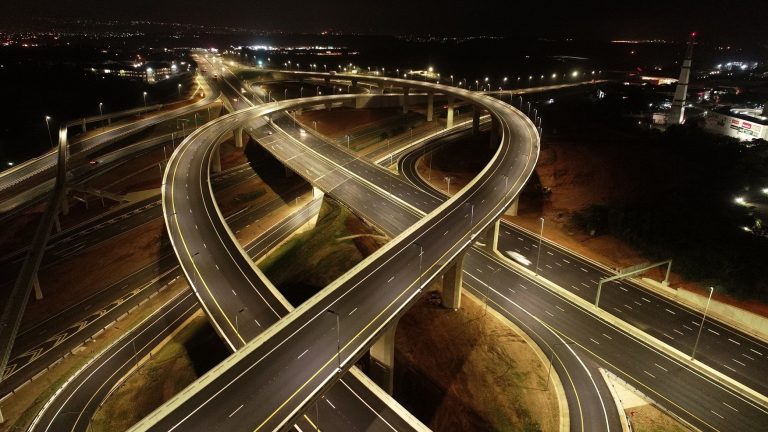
707,328 -> 720,336
545,311 -> 554,317
348,308 -> 357,316
643,370 -> 656,378
298,349 -> 309,359
750,348 -> 763,356
602,333 -> 613,340
665,308 -> 676,315
722,364 -> 737,372
571,285 -> 581,291
562,258 -> 571,264
590,338 -> 600,345
723,402 -> 739,412
546,251 -> 554,255
673,329 -> 684,336
728,338 -> 741,346
654,363 -> 668,372
387,276 -> 395,283
618,286 -> 628,292
229,404 -> 244,418
624,304 -> 633,310
555,262 -> 562,267
325,398 -> 336,409
545,264 -> 553,269
741,353 -> 755,361
634,301 -> 642,306
613,308 -> 622,314
732,358 -> 746,366
231,290 -> 237,296
556,305 -> 565,312
682,324 -> 693,331
519,284 -> 528,290
254,319 -> 261,327
641,297 -> 651,303
215,264 -> 220,270
590,280 -> 598,284
662,333 -> 674,340
580,282 -> 590,288
710,410 -> 724,419
579,267 -> 589,273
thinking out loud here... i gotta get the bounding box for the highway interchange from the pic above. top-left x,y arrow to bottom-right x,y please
0,53 -> 766,432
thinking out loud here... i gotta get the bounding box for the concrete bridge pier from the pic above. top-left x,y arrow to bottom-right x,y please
446,97 -> 455,128
81,119 -> 87,133
402,87 -> 410,114
60,190 -> 70,216
234,126 -> 244,148
441,252 -> 465,310
472,106 -> 481,135
33,274 -> 43,300
211,143 -> 222,173
426,91 -> 434,122
483,219 -> 500,254
312,186 -> 323,199
506,196 -> 519,217
490,116 -> 500,148
369,320 -> 398,394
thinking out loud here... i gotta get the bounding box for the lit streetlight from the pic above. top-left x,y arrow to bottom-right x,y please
98,102 -> 103,116
691,287 -> 714,361
44,116 -> 54,148
143,91 -> 148,108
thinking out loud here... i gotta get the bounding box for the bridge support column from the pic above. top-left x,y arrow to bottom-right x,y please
446,97 -> 455,129
426,91 -> 434,122
211,144 -> 222,173
402,87 -> 410,114
490,116 -> 500,148
312,186 -> 323,199
61,190 -> 69,216
506,196 -> 519,217
81,119 -> 87,133
234,127 -> 244,148
369,321 -> 397,394
484,219 -> 500,254
325,101 -> 332,111
33,274 -> 43,300
472,106 -> 480,135
442,252 -> 465,310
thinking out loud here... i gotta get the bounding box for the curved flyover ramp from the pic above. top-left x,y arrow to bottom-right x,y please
130,74 -> 539,432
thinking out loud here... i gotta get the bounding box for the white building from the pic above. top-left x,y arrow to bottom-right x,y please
704,107 -> 768,141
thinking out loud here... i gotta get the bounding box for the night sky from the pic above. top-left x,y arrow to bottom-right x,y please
1,0 -> 766,42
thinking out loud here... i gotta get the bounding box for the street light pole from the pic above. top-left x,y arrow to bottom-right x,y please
143,91 -> 147,108
98,102 -> 103,116
535,217 -> 545,276
235,308 -> 245,334
444,176 -> 453,194
691,287 -> 714,361
44,116 -> 54,148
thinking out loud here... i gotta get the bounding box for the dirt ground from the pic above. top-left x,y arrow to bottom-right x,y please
297,107 -> 404,138
395,290 -> 559,431
626,404 -> 692,432
414,137 -> 768,318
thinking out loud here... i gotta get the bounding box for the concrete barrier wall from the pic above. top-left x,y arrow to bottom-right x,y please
642,278 -> 768,341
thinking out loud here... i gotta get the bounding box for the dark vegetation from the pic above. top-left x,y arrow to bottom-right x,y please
561,86 -> 768,300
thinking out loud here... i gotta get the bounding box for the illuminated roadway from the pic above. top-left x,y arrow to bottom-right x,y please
136,66 -> 768,431
129,69 -> 539,432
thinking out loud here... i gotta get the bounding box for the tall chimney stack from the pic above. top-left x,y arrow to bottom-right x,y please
669,32 -> 696,125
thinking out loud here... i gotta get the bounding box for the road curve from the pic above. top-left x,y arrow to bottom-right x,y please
132,73 -> 539,431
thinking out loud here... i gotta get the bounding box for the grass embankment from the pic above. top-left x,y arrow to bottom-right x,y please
395,291 -> 559,432
258,199 -> 386,305
90,315 -> 228,432
627,405 -> 691,432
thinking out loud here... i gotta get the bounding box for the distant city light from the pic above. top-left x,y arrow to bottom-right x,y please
734,196 -> 746,205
